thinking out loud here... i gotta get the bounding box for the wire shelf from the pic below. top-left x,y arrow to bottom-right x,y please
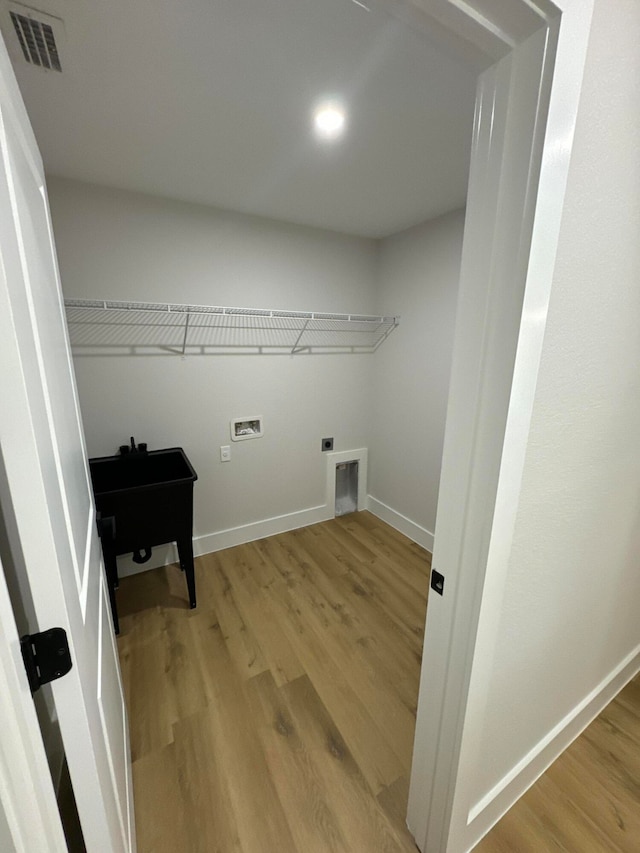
64,299 -> 400,355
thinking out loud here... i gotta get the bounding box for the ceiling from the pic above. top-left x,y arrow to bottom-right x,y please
1,0 -> 477,238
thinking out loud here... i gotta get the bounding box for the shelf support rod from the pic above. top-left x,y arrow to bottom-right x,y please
181,312 -> 191,355
373,322 -> 396,352
291,318 -> 310,355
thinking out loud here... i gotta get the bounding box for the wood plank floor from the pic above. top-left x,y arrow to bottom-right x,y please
477,672 -> 640,853
117,511 -> 429,853
117,512 -> 640,853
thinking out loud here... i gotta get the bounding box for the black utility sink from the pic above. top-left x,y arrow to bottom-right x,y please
90,446 -> 198,633
90,448 -> 196,493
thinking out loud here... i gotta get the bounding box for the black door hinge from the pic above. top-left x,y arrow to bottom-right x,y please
20,627 -> 72,694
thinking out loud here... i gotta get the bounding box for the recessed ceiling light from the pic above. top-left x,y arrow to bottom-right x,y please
313,102 -> 347,141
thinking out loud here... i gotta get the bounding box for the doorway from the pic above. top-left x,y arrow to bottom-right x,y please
0,0 -> 588,849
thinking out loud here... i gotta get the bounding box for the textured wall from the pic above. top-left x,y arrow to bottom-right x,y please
472,0 -> 640,802
48,178 -> 377,539
370,210 -> 464,541
50,177 -> 464,548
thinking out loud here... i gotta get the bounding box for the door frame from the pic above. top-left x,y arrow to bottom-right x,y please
374,0 -> 594,851
0,0 -> 594,850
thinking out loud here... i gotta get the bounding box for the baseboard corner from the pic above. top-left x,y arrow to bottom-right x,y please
366,495 -> 434,553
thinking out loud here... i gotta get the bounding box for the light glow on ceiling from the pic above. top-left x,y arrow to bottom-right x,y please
313,102 -> 347,141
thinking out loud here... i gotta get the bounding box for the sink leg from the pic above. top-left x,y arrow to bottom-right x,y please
107,570 -> 120,635
177,536 -> 196,609
96,513 -> 119,632
102,546 -> 120,635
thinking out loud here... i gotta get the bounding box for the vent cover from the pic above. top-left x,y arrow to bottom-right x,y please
10,9 -> 61,71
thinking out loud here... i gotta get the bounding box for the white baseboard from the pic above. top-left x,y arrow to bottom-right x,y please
117,503 -> 333,578
464,643 -> 640,851
366,495 -> 434,553
117,544 -> 177,578
117,492 -> 434,579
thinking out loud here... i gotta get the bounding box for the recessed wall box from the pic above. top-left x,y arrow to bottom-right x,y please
335,460 -> 359,516
231,416 -> 263,441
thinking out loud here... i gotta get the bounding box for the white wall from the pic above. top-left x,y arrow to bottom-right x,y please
471,0 -> 640,811
48,178 -> 377,555
369,210 -> 464,549
49,178 -> 464,564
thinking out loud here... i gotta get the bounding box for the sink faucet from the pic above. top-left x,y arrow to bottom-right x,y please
119,437 -> 147,456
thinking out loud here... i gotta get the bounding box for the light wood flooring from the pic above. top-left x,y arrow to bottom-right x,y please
477,672 -> 640,852
117,512 -> 640,853
117,511 -> 429,853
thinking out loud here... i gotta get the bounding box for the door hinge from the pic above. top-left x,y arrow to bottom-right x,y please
20,627 -> 72,694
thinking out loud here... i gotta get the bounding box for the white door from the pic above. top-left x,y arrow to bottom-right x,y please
0,550 -> 69,852
0,34 -> 134,853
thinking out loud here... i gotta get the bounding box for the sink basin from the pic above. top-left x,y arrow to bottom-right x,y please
89,446 -> 198,633
89,447 -> 197,494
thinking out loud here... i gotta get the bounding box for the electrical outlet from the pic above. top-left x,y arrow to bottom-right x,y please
220,445 -> 231,462
321,437 -> 334,452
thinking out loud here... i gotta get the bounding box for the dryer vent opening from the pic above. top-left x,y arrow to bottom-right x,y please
335,461 -> 358,517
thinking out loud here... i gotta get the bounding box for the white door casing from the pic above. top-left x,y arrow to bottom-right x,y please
381,1 -> 595,851
0,32 -> 134,853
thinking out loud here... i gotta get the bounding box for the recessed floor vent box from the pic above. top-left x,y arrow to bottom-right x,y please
231,416 -> 263,441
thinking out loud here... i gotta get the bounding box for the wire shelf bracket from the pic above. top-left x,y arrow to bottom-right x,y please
63,298 -> 400,356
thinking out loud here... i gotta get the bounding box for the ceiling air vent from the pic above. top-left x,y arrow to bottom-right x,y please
10,8 -> 62,71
